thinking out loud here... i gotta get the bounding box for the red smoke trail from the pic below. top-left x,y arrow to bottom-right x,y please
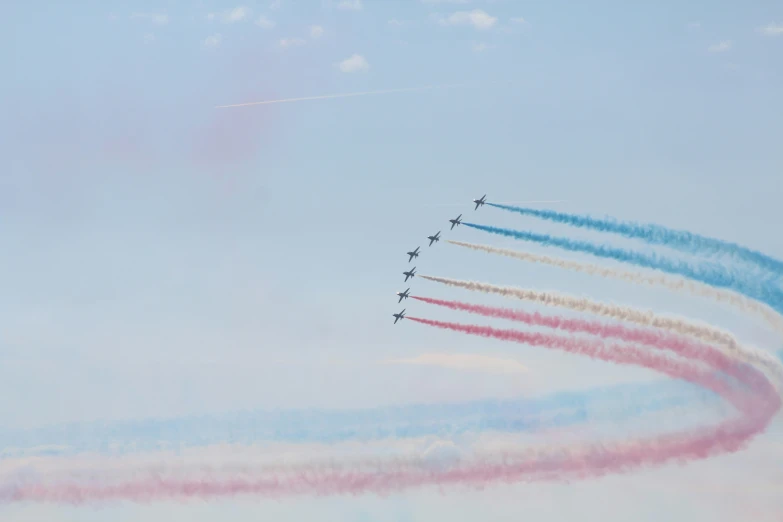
409,296 -> 766,390
4,316 -> 778,504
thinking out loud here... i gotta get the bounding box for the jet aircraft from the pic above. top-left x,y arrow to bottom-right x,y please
396,288 -> 410,303
407,246 -> 420,262
449,214 -> 462,230
473,194 -> 487,210
403,267 -> 416,282
393,309 -> 406,324
427,231 -> 441,247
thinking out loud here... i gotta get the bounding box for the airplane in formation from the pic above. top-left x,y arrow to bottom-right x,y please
403,267 -> 416,282
427,231 -> 441,246
396,288 -> 410,303
449,214 -> 462,230
407,246 -> 420,262
393,309 -> 406,324
473,194 -> 487,210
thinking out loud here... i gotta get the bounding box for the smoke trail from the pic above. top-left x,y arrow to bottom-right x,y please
486,203 -> 783,275
5,320 -> 777,504
0,379 -> 717,458
418,274 -> 783,388
446,239 -> 783,335
462,222 -> 783,313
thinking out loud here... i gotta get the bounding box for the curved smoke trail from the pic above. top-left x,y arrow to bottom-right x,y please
446,239 -> 783,335
418,274 -> 783,389
0,380 -> 717,459
486,203 -> 783,276
4,315 -> 777,504
461,222 -> 783,313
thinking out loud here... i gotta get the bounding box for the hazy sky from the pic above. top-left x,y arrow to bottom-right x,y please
2,1 -> 782,520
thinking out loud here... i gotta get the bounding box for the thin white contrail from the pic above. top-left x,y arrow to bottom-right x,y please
215,84 -> 465,109
418,274 -> 783,390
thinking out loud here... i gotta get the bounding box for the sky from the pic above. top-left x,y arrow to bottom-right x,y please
2,0 -> 783,520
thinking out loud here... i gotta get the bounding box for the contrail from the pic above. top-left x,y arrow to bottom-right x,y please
486,203 -> 783,276
446,239 -> 783,335
462,222 -> 783,314
5,317 -> 776,504
215,84 -> 464,109
417,274 -> 783,389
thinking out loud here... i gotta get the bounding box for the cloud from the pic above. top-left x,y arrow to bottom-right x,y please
278,37 -> 306,48
255,15 -> 275,29
270,0 -> 282,9
337,0 -> 363,10
472,42 -> 493,52
421,0 -> 470,3
131,13 -> 169,25
143,33 -> 155,44
388,19 -> 411,27
337,53 -> 369,72
708,40 -> 732,52
437,9 -> 497,30
687,21 -> 701,29
203,33 -> 222,48
421,440 -> 462,472
309,25 -> 324,38
510,17 -> 528,25
383,353 -> 528,375
208,6 -> 250,23
758,23 -> 783,36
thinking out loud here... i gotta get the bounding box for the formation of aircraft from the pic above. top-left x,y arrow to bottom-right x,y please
394,194 -> 486,323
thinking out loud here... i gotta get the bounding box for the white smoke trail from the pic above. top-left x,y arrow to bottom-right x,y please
447,240 -> 783,336
419,274 -> 783,391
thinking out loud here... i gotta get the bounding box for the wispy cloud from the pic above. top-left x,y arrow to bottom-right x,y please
208,6 -> 250,23
278,37 -> 306,48
203,33 -> 222,48
510,17 -> 529,25
131,13 -> 169,25
255,15 -> 275,29
338,53 -> 369,72
472,42 -> 493,52
757,23 -> 783,36
310,25 -> 324,39
383,353 -> 528,375
270,0 -> 282,9
143,33 -> 155,44
687,21 -> 701,29
708,40 -> 732,52
421,0 -> 470,3
436,9 -> 497,30
337,0 -> 362,10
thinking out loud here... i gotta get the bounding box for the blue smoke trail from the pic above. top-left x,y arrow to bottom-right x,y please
0,380 -> 717,458
487,203 -> 783,276
463,222 -> 783,314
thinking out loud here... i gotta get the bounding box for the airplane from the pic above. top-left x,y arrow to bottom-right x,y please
396,287 -> 410,303
473,194 -> 487,210
427,231 -> 441,247
393,309 -> 406,324
403,267 -> 416,282
407,246 -> 420,263
449,214 -> 462,230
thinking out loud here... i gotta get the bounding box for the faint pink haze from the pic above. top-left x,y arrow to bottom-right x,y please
5,315 -> 779,504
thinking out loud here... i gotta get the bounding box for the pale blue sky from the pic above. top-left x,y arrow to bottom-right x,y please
2,1 -> 782,520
